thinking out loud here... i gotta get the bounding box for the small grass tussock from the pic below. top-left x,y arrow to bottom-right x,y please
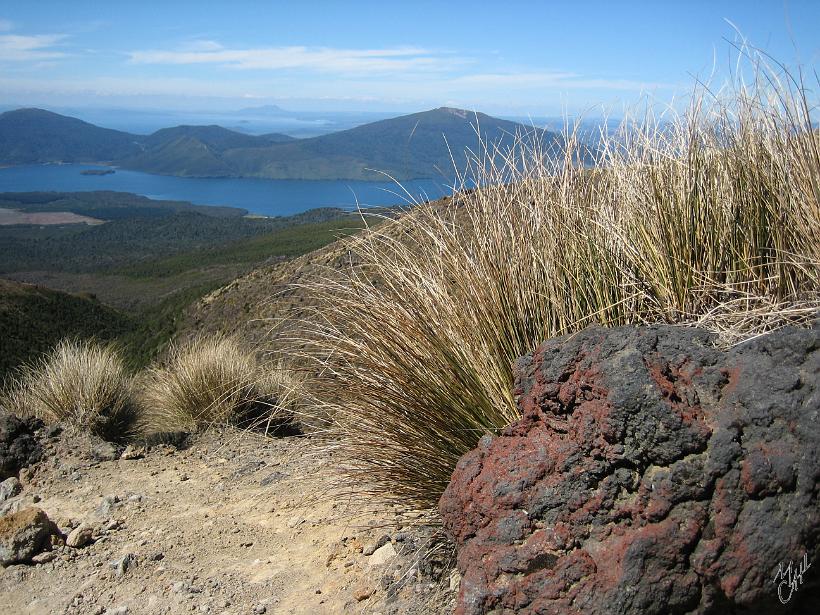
298,54 -> 820,510
139,335 -> 300,434
1,339 -> 139,442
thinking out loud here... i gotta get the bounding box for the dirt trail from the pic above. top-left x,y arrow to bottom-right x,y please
0,429 -> 453,614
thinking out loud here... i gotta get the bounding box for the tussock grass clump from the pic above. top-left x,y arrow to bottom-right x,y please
2,339 -> 139,442
140,335 -> 299,434
300,57 -> 820,510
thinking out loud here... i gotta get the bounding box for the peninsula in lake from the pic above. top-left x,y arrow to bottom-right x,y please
0,107 -> 558,181
80,168 -> 115,176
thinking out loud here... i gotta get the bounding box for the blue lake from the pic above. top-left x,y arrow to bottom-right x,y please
0,164 -> 453,216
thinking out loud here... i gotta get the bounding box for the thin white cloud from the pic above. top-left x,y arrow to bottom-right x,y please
0,33 -> 67,62
129,42 -> 460,74
178,39 -> 224,52
0,19 -> 13,32
0,75 -> 277,98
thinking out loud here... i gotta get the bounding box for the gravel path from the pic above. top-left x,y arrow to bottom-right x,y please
0,428 -> 453,614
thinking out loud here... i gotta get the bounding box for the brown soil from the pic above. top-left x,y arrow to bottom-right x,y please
0,429 -> 455,614
0,208 -> 103,226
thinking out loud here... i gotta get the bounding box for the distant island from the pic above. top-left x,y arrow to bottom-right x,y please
0,107 -> 562,181
80,168 -> 115,176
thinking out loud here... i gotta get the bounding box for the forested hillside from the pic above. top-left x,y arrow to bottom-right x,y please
0,279 -> 134,382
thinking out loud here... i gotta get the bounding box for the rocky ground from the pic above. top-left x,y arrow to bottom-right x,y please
0,424 -> 455,614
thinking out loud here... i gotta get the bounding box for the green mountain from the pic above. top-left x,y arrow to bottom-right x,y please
124,134 -> 236,177
0,109 -> 295,175
222,107 -> 553,180
144,125 -> 295,150
0,107 -> 559,180
119,126 -> 295,176
0,108 -> 143,164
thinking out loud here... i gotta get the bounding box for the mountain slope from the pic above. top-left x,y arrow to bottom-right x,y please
223,107 -> 556,180
0,110 -> 293,174
124,135 -> 236,176
0,278 -> 134,381
0,108 -> 143,164
121,126 -> 295,176
178,196 -> 452,346
144,125 -> 294,151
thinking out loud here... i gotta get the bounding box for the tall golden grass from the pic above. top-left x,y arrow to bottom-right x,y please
2,339 -> 139,442
298,59 -> 820,509
139,335 -> 301,434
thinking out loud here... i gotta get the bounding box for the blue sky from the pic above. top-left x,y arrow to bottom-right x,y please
0,1 -> 817,115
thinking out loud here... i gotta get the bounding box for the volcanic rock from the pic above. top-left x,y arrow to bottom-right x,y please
353,585 -> 374,601
363,534 -> 390,556
0,477 -> 22,503
0,507 -> 60,566
66,524 -> 94,548
0,411 -> 42,480
368,542 -> 397,567
111,552 -> 136,576
440,325 -> 819,614
90,441 -> 119,462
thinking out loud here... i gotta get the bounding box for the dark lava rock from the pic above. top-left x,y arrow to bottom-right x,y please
0,507 -> 60,565
440,325 -> 819,615
0,411 -> 43,480
141,430 -> 191,449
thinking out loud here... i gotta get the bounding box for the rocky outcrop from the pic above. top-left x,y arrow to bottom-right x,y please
0,411 -> 43,480
0,477 -> 22,503
0,507 -> 60,566
440,325 -> 819,614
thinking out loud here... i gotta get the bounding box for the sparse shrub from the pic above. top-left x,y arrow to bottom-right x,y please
139,335 -> 300,434
2,339 -> 139,442
300,55 -> 820,510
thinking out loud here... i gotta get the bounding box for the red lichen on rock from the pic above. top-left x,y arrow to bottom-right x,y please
440,325 -> 819,615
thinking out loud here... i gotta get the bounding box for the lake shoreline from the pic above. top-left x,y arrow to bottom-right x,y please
0,163 -> 451,217
0,161 -> 446,182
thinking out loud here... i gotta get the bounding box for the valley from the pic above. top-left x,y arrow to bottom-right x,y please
0,190 -> 381,379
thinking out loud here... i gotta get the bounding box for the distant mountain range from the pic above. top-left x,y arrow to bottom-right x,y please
0,107 -> 559,181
